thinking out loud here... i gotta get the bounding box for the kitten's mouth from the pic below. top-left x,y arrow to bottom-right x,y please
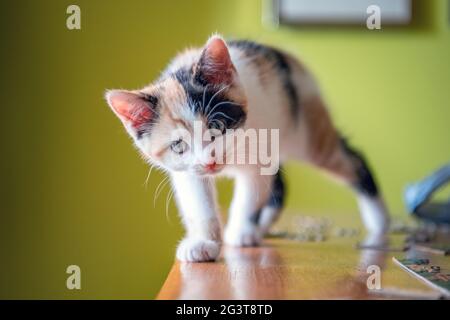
197,165 -> 224,176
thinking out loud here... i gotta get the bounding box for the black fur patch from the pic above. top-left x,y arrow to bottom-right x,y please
250,209 -> 262,225
340,137 -> 379,197
228,40 -> 300,119
142,93 -> 158,107
173,68 -> 246,130
250,168 -> 286,225
266,169 -> 286,208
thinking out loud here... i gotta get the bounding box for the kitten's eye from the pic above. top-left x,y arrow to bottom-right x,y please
209,120 -> 226,135
170,139 -> 188,155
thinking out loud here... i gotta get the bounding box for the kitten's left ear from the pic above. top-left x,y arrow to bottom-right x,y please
195,35 -> 236,85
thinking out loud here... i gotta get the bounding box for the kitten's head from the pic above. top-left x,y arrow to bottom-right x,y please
106,36 -> 247,175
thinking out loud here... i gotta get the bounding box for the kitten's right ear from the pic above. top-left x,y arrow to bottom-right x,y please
105,90 -> 156,136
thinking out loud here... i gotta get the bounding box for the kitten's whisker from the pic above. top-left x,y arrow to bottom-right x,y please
153,175 -> 170,208
165,188 -> 174,225
202,84 -> 210,111
143,165 -> 155,189
205,85 -> 230,114
206,100 -> 241,119
210,111 -> 237,124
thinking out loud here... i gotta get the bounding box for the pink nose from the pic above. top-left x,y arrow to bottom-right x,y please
205,161 -> 216,171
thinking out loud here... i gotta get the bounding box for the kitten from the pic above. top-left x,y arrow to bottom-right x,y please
105,35 -> 390,262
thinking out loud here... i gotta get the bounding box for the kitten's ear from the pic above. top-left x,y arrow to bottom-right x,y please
195,35 -> 236,85
105,90 -> 155,135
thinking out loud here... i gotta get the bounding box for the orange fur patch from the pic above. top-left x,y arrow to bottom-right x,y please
303,97 -> 356,183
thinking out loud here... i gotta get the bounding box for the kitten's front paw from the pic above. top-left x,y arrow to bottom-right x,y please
224,224 -> 262,247
176,238 -> 221,262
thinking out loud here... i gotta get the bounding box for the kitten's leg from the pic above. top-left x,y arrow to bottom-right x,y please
339,139 -> 390,234
224,170 -> 274,247
171,172 -> 222,262
303,98 -> 390,234
258,169 -> 286,235
311,141 -> 389,234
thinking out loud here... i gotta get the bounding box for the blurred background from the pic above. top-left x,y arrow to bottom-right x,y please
0,0 -> 449,299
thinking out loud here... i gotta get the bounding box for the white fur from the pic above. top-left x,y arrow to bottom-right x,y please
171,172 -> 222,262
224,170 -> 273,246
258,206 -> 281,235
357,194 -> 390,235
176,238 -> 220,262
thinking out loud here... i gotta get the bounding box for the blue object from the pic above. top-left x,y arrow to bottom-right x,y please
404,164 -> 450,225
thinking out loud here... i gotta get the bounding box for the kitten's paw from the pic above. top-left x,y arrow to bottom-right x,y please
176,238 -> 221,262
224,224 -> 262,247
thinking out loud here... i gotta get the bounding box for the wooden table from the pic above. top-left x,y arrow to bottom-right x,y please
157,234 -> 447,299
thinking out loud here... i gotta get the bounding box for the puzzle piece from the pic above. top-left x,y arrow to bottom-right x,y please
393,257 -> 450,298
414,243 -> 450,256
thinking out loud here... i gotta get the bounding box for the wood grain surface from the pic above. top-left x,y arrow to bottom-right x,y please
157,234 -> 447,299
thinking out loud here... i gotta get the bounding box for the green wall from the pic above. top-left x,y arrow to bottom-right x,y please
1,0 -> 449,299
218,0 -> 450,215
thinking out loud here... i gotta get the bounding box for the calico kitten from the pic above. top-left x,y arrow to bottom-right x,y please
105,35 -> 390,262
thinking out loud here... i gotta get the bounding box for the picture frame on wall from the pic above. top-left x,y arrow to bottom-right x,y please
267,0 -> 412,27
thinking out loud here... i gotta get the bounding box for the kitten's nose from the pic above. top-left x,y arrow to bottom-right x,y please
204,161 -> 217,172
